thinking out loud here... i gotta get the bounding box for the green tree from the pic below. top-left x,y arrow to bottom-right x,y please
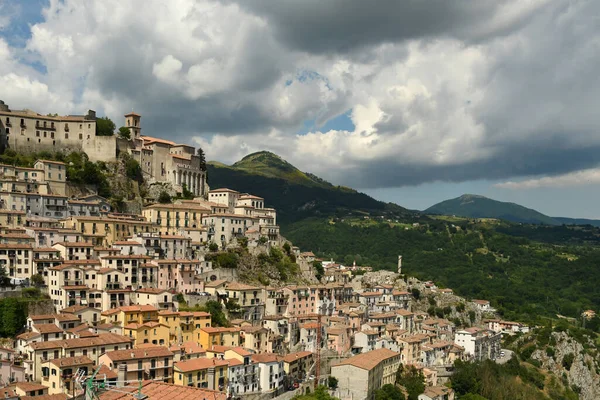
327,376 -> 338,390
283,242 -> 291,255
118,126 -> 131,140
197,147 -> 207,171
181,184 -> 194,199
374,384 -> 405,400
562,353 -> 575,370
293,386 -> 336,400
411,288 -> 420,300
395,365 -> 425,400
313,261 -> 324,281
30,274 -> 45,287
209,242 -> 219,252
0,265 -> 9,287
125,157 -> 142,181
158,191 -> 171,204
96,117 -> 116,136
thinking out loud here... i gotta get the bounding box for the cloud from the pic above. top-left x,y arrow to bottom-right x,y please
496,168 -> 600,190
0,0 -> 599,190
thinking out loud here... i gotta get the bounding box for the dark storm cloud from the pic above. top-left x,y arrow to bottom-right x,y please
228,0 -> 535,54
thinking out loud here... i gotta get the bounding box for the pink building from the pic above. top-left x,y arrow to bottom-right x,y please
327,326 -> 350,354
0,348 -> 25,383
282,286 -> 312,316
157,260 -> 204,293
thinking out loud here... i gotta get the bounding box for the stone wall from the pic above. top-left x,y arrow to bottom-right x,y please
84,135 -> 117,162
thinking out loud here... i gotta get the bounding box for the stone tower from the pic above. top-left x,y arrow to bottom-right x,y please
398,255 -> 402,274
124,111 -> 141,139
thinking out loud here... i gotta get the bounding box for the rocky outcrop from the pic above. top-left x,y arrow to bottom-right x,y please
531,332 -> 600,400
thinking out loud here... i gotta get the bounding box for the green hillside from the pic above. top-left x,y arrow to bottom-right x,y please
285,216 -> 600,322
207,152 -> 413,224
425,194 -> 560,225
229,151 -> 332,187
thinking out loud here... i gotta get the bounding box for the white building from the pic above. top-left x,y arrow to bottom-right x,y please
454,327 -> 501,361
251,353 -> 284,394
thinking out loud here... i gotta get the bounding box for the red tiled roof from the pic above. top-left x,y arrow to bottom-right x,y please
98,380 -> 227,400
334,348 -> 400,371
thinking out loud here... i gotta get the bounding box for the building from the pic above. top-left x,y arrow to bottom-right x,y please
283,351 -> 313,381
41,356 -> 93,395
142,203 -> 210,235
331,348 -> 401,400
454,327 -> 501,361
173,358 -> 230,391
0,101 -> 116,162
251,353 -> 284,394
99,346 -> 174,383
0,347 -> 25,384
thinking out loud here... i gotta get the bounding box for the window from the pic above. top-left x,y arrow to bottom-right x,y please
36,131 -> 40,137
79,133 -> 83,140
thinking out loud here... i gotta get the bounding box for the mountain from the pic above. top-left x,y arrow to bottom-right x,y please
425,194 -> 600,226
424,194 -> 561,225
552,216 -> 600,227
207,151 -> 412,225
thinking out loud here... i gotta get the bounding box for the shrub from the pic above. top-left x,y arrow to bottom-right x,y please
562,353 -> 575,370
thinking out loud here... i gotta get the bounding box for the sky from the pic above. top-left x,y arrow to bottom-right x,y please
1,0 -> 600,217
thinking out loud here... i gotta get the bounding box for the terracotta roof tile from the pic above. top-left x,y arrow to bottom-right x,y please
334,348 -> 400,371
98,380 -> 226,400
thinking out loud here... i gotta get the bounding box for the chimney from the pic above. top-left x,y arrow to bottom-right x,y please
207,367 -> 215,390
117,364 -> 127,387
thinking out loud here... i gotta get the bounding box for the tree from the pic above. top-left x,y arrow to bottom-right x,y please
118,126 -> 131,140
411,288 -> 420,300
203,300 -> 230,327
0,265 -> 9,287
209,242 -> 219,252
158,191 -> 171,204
395,365 -> 425,400
374,384 -> 405,400
125,157 -> 142,181
327,376 -> 338,390
283,242 -> 291,255
313,261 -> 324,281
31,274 -> 45,287
181,184 -> 194,199
197,147 -> 206,171
96,117 -> 116,136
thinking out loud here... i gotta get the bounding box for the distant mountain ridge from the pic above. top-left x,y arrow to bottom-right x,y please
207,151 -> 411,224
425,194 -> 600,226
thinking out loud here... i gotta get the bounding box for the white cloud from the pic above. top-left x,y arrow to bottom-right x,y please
495,168 -> 600,190
0,0 -> 599,188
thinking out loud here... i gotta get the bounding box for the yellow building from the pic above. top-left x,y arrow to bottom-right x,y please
174,357 -> 232,391
199,327 -> 241,349
123,321 -> 170,346
0,210 -> 25,228
142,202 -> 210,234
101,305 -> 160,330
158,310 -> 212,343
63,215 -> 156,245
41,356 -> 93,395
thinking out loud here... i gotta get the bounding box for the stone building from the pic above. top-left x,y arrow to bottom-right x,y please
331,348 -> 401,400
120,112 -> 207,197
0,100 -> 116,162
0,101 -> 208,197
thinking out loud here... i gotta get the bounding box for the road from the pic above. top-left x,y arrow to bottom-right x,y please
495,348 -> 513,364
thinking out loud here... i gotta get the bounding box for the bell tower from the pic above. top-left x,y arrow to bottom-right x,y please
124,111 -> 141,139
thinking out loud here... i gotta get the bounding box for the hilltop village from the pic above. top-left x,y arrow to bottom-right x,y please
0,104 -> 530,400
